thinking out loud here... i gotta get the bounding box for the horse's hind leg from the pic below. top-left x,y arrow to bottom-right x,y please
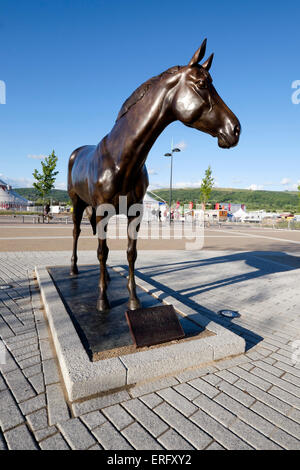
96,236 -> 110,311
70,194 -> 86,275
127,215 -> 141,310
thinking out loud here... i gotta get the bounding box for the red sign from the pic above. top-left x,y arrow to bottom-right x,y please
189,201 -> 193,210
176,201 -> 180,209
215,203 -> 219,210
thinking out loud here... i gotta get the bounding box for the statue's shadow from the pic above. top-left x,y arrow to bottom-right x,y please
128,251 -> 300,351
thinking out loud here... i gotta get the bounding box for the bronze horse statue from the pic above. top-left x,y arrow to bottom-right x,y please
68,39 -> 241,312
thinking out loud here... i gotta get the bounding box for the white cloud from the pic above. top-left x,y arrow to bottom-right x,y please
247,184 -> 264,191
55,182 -> 67,190
173,180 -> 203,188
148,168 -> 158,175
280,178 -> 291,185
174,140 -> 187,151
27,154 -> 46,160
3,176 -> 34,188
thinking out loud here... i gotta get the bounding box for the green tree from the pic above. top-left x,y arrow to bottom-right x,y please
32,150 -> 59,203
200,165 -> 214,210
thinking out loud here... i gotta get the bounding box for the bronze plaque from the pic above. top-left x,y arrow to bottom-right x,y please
125,305 -> 185,348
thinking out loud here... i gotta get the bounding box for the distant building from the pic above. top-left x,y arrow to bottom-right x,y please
0,179 -> 29,210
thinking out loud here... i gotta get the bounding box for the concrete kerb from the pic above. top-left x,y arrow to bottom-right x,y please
35,264 -> 245,402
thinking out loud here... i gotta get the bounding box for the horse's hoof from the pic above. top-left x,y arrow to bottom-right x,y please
97,299 -> 110,312
70,267 -> 79,276
128,299 -> 141,310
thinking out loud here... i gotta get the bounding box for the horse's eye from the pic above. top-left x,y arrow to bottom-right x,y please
197,80 -> 207,89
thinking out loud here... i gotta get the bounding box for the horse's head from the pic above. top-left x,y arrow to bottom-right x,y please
172,39 -> 240,148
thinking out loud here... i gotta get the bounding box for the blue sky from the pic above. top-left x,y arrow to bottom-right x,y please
0,0 -> 299,192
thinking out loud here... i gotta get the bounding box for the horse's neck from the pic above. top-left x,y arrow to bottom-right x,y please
106,81 -> 175,174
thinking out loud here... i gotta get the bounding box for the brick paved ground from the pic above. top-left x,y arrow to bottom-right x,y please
0,249 -> 300,450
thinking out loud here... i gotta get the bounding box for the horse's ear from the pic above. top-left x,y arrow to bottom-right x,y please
202,53 -> 214,71
188,39 -> 207,66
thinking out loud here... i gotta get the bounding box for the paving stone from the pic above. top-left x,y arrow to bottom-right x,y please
80,411 -> 107,430
282,372 -> 300,388
251,401 -> 300,440
215,369 -> 240,384
202,373 -> 223,386
269,386 -> 300,409
269,428 -> 300,450
274,361 -> 300,377
253,360 -> 285,377
228,366 -> 271,391
175,366 -> 217,383
88,443 -> 103,450
46,384 -> 70,425
129,377 -> 179,398
58,418 -> 96,450
72,390 -> 130,417
39,339 -> 54,361
34,426 -> 57,442
251,367 -> 300,396
215,393 -> 276,437
102,404 -> 134,430
0,350 -> 18,373
0,374 -> 7,391
193,394 -> 236,427
121,422 -> 164,450
12,343 -> 39,358
22,363 -> 42,379
122,398 -> 168,437
4,424 -> 38,450
190,408 -> 251,449
19,393 -> 46,415
206,441 -> 224,450
0,389 -> 24,431
42,358 -> 60,386
217,380 -> 256,407
28,372 -> 45,394
26,407 -> 48,431
39,432 -> 70,450
157,387 -> 198,417
229,419 -> 281,450
140,393 -> 164,409
234,378 -> 291,415
0,431 -> 7,449
17,354 -> 41,370
173,383 -> 201,401
154,402 -> 212,450
188,377 -> 220,398
92,421 -> 133,450
288,407 -> 300,424
157,428 -> 194,450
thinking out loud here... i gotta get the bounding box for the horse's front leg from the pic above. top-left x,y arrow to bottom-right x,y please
96,236 -> 110,312
127,215 -> 141,310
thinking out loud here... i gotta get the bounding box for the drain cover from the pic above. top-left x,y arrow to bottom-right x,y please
0,285 -> 13,290
218,309 -> 240,318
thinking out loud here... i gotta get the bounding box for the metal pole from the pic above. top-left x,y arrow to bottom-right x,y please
169,152 -> 173,224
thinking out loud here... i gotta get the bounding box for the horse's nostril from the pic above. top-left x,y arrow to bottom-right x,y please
234,124 -> 240,137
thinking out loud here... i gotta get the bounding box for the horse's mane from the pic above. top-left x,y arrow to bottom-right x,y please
116,65 -> 182,121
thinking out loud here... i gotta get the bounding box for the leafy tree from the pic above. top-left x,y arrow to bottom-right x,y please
200,165 -> 214,210
32,150 -> 59,203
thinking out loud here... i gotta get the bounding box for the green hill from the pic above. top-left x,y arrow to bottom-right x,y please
14,188 -> 70,204
13,186 -> 299,212
151,188 -> 299,212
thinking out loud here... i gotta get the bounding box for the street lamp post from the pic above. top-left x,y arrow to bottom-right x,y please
164,147 -> 181,224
